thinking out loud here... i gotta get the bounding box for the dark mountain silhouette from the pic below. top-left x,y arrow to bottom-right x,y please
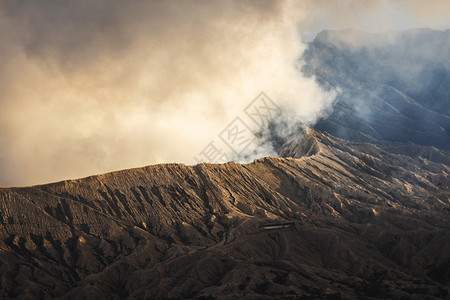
1,29 -> 450,299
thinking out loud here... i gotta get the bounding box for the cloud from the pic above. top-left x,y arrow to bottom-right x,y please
0,0 -> 449,186
0,0 -> 333,186
300,0 -> 450,40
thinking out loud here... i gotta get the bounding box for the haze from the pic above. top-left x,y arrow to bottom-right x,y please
0,0 -> 449,186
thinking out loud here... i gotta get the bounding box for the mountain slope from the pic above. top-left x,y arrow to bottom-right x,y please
1,126 -> 449,299
304,28 -> 450,150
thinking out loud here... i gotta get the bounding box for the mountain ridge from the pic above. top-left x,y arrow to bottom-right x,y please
1,28 -> 450,299
305,28 -> 450,150
1,125 -> 449,299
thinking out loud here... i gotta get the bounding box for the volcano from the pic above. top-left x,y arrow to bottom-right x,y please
0,29 -> 449,299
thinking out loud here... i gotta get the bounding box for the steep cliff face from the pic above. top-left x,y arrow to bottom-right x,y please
0,126 -> 449,299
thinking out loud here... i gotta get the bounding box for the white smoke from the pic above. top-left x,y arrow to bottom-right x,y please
0,0 -> 448,186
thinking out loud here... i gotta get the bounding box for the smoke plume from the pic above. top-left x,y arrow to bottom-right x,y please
0,0 -> 449,186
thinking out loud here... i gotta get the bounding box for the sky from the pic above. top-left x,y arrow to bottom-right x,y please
0,0 -> 449,186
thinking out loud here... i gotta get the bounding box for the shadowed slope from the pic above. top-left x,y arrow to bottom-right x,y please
0,126 -> 449,299
304,29 -> 450,150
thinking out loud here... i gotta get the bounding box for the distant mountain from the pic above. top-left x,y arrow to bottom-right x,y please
1,29 -> 449,299
0,126 -> 449,299
305,28 -> 450,150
